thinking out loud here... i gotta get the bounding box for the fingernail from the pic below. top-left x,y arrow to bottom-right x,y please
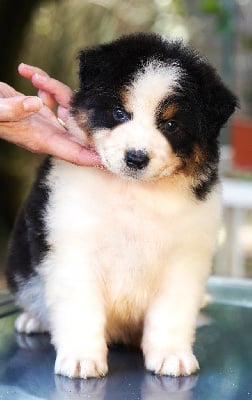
33,73 -> 48,82
18,63 -> 31,70
23,96 -> 43,112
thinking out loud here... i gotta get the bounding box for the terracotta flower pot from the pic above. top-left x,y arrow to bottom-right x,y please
231,117 -> 252,170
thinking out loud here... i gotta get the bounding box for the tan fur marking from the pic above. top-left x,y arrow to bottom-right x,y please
69,111 -> 96,148
120,87 -> 131,112
74,110 -> 89,131
162,103 -> 178,120
182,144 -> 206,177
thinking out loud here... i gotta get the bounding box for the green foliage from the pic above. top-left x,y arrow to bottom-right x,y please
16,0 -> 188,93
200,0 -> 222,13
200,0 -> 235,34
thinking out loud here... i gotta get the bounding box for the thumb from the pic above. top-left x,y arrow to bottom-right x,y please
0,96 -> 43,122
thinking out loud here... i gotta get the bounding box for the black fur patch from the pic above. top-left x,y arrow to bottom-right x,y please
156,94 -> 220,200
72,33 -> 236,130
6,157 -> 51,293
72,33 -> 237,199
6,33 -> 238,301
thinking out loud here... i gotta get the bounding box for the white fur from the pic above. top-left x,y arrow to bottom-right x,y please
14,275 -> 49,333
32,157 -> 221,378
94,63 -> 182,181
15,312 -> 48,334
129,61 -> 181,114
15,61 -> 221,378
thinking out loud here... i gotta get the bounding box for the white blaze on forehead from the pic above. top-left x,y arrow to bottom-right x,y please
125,62 -> 181,123
92,61 -> 183,181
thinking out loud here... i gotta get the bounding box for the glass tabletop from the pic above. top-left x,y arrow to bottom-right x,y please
0,277 -> 252,400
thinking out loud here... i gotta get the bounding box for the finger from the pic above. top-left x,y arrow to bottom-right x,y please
57,106 -> 69,122
40,128 -> 102,167
0,109 -> 102,167
18,64 -> 56,111
0,96 -> 43,121
0,82 -> 19,98
18,64 -> 73,110
52,140 -> 102,167
31,73 -> 72,108
18,63 -> 49,80
38,104 -> 59,123
38,89 -> 55,110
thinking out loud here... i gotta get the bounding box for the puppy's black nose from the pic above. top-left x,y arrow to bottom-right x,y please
125,149 -> 150,170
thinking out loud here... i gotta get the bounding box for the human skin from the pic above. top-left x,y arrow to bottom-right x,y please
0,64 -> 101,166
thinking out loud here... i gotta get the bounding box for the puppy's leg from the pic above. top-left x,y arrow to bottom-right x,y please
142,249 -> 211,377
43,250 -> 108,379
12,275 -> 50,334
15,312 -> 49,334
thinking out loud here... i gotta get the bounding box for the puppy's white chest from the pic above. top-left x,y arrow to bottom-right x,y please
100,188 -> 169,277
47,162 -> 184,281
46,161 -> 216,299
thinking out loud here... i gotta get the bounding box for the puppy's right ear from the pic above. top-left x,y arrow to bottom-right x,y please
70,47 -> 105,111
77,47 -> 106,90
202,77 -> 238,136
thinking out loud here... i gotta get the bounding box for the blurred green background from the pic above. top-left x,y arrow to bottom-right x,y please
0,0 -> 251,280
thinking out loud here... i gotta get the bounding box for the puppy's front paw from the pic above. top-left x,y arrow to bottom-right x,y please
55,354 -> 108,379
15,312 -> 48,334
144,350 -> 199,377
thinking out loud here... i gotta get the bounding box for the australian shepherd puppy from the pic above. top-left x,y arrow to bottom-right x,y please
6,33 -> 237,379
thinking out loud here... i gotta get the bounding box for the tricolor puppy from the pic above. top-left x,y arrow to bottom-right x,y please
7,33 -> 237,379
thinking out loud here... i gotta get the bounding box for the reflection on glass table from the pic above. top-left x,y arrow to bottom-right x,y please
0,277 -> 252,400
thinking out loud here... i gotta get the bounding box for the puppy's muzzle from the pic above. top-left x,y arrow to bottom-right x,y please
124,149 -> 150,170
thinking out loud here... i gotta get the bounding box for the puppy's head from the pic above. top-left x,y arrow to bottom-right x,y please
69,33 -> 237,197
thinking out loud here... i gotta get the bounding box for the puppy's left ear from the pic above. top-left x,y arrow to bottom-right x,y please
202,73 -> 238,136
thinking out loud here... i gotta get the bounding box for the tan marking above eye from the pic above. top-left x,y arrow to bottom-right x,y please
162,103 -> 178,120
120,87 -> 130,104
120,87 -> 133,113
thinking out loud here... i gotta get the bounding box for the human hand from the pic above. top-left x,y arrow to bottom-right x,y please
18,63 -> 72,123
0,66 -> 101,167
0,82 -> 43,121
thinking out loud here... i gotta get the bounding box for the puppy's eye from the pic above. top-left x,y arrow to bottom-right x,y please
112,107 -> 129,123
165,119 -> 178,133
